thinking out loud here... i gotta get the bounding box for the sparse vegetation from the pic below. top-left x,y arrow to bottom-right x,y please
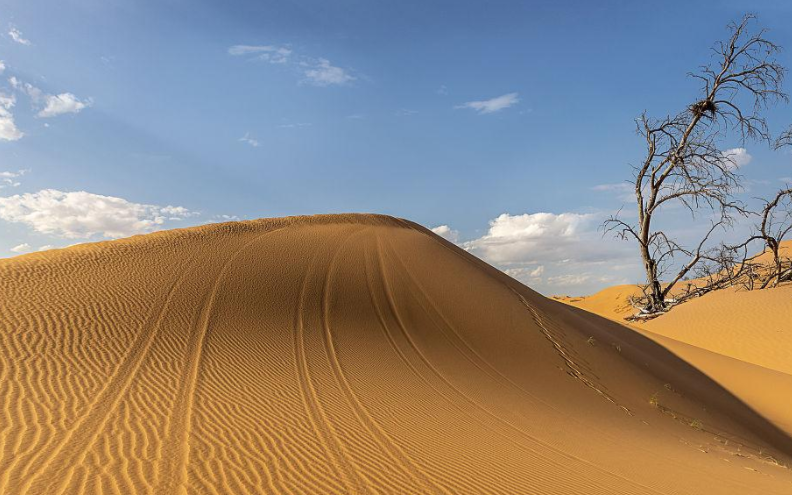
604,14 -> 792,317
690,419 -> 704,430
649,393 -> 660,408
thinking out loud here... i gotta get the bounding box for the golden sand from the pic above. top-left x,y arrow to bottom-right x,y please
1,214 -> 790,494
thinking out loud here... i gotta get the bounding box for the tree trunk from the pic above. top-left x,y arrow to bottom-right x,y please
640,244 -> 665,312
772,242 -> 782,287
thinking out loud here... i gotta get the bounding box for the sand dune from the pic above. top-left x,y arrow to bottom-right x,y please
1,214 -> 791,494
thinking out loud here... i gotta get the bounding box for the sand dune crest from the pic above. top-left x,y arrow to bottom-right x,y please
1,214 -> 791,494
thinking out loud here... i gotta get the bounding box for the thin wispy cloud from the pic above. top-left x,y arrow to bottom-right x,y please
8,26 -> 30,46
9,243 -> 31,253
456,92 -> 519,114
303,58 -> 355,86
591,182 -> 634,202
239,132 -> 260,147
0,169 -> 28,188
228,45 -> 292,64
277,123 -> 312,129
0,60 -> 5,74
229,44 -> 355,87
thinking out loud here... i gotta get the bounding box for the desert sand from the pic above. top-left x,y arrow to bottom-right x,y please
1,214 -> 791,494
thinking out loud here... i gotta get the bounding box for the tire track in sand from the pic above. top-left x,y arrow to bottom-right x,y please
319,228 -> 449,495
373,235 -> 664,495
293,227 -> 371,494
18,264 -> 193,495
158,227 -> 287,495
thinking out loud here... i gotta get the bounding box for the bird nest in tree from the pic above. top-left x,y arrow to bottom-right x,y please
690,99 -> 717,117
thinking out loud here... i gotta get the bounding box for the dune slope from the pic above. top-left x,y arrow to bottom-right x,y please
1,214 -> 791,494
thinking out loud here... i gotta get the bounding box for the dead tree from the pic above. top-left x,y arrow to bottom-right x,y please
757,188 -> 792,286
777,125 -> 792,149
604,14 -> 787,314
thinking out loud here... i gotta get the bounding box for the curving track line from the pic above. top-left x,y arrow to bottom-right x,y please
373,234 -> 665,495
319,228 -> 450,495
17,263 -> 194,495
293,227 -> 371,494
158,226 -> 287,494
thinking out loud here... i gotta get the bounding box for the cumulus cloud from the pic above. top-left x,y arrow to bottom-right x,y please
456,93 -> 519,114
430,225 -> 459,243
0,189 -> 194,239
228,45 -> 292,64
462,212 -> 636,295
0,60 -> 5,73
37,93 -> 92,118
0,93 -> 23,141
463,212 -> 592,264
9,78 -> 91,119
303,58 -> 355,86
721,147 -> 752,170
8,27 -> 30,46
10,243 -> 30,253
238,132 -> 260,147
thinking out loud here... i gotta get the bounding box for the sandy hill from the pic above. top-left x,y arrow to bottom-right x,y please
1,214 -> 791,494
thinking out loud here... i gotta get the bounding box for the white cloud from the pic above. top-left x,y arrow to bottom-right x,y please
213,214 -> 241,222
238,132 -> 259,147
0,189 -> 194,239
304,58 -> 355,86
8,27 -> 30,46
228,45 -> 292,64
0,60 -> 5,73
0,93 -> 23,141
37,244 -> 55,251
464,212 -> 591,264
456,93 -> 519,114
37,93 -> 92,118
10,243 -> 30,253
9,78 -> 91,119
592,183 -> 631,192
229,44 -> 355,87
430,225 -> 459,243
462,212 -> 637,295
0,169 -> 27,188
722,148 -> 752,170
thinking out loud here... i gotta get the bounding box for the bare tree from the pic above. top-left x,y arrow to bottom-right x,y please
777,125 -> 792,149
756,188 -> 792,286
605,14 -> 788,314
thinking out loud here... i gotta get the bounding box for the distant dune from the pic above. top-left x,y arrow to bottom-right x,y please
1,214 -> 791,494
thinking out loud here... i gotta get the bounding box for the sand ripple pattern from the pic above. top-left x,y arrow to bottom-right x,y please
1,214 -> 791,494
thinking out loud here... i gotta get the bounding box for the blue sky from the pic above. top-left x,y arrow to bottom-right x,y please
1,0 -> 791,295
